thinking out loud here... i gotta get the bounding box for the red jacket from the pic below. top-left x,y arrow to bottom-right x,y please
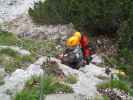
80,34 -> 91,58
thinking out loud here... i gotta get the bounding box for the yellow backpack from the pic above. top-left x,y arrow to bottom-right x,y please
66,32 -> 81,47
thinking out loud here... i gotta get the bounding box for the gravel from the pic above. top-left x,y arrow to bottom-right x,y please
98,88 -> 133,100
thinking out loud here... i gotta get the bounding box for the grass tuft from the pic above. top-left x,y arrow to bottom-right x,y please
0,32 -> 59,73
96,80 -> 129,92
0,48 -> 18,57
14,75 -> 73,100
65,75 -> 78,84
0,31 -> 20,46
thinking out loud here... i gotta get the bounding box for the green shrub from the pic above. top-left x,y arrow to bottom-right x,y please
116,5 -> 133,85
29,0 -> 132,35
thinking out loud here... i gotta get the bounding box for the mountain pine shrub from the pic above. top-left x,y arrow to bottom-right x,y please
29,0 -> 132,35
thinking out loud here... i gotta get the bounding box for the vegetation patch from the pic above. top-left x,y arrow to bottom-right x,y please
0,48 -> 18,57
0,53 -> 34,73
0,31 -> 20,46
65,74 -> 78,84
0,31 -> 60,57
94,95 -> 109,100
14,75 -> 73,100
0,32 -> 60,73
29,0 -> 132,35
96,80 -> 129,92
19,38 -> 61,58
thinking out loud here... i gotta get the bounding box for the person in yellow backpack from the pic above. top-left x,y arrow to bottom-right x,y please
61,32 -> 84,69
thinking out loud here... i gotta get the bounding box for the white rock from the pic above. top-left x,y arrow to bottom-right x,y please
72,64 -> 107,98
0,0 -> 43,23
17,49 -> 31,56
58,63 -> 79,76
0,93 -> 11,100
27,64 -> 43,76
56,56 -> 109,98
91,54 -> 103,64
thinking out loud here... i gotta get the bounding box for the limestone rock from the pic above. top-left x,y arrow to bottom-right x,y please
0,93 -> 10,100
0,0 -> 41,23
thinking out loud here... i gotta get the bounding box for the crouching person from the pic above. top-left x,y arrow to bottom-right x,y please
61,32 -> 84,69
60,32 -> 95,69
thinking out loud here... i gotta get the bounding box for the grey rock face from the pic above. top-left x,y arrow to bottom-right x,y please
4,15 -> 75,40
0,0 -> 41,23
